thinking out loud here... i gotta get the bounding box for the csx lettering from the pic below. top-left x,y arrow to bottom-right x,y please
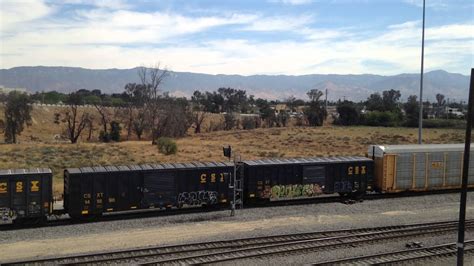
200,174 -> 207,184
0,182 -> 7,193
30,181 -> 40,192
348,167 -> 353,175
220,173 -> 225,182
211,173 -> 216,183
355,166 -> 360,175
361,166 -> 367,174
96,192 -> 104,198
84,193 -> 91,199
16,182 -> 23,193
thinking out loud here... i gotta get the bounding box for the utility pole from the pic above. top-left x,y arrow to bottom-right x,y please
457,68 -> 474,266
325,88 -> 328,113
418,0 -> 426,144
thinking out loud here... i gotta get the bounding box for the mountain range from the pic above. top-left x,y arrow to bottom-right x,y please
0,66 -> 470,102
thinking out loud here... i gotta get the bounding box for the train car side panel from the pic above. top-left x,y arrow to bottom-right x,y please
369,144 -> 474,193
0,169 -> 52,222
175,163 -> 233,208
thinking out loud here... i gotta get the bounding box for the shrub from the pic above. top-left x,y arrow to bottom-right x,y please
109,121 -> 121,141
241,117 -> 256,130
423,119 -> 465,129
224,113 -> 237,130
99,131 -> 111,142
362,111 -> 402,127
156,137 -> 177,155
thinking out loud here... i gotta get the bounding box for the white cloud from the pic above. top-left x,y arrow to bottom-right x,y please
0,0 -> 54,31
46,0 -> 131,9
268,0 -> 313,5
2,9 -> 257,46
242,15 -> 314,31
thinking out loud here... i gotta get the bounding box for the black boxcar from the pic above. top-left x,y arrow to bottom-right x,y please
243,156 -> 373,202
141,162 -> 233,209
64,162 -> 233,219
0,168 -> 52,223
64,165 -> 142,219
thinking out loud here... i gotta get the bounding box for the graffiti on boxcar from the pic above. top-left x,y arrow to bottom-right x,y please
261,184 -> 323,199
177,191 -> 218,206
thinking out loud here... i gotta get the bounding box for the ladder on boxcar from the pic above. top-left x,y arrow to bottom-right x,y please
230,155 -> 244,216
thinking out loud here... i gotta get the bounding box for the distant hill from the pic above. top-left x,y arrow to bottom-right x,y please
0,66 -> 470,101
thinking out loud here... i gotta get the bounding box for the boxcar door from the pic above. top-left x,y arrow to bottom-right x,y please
10,176 -> 26,218
27,175 -> 42,217
143,171 -> 176,208
116,173 -> 130,210
302,165 -> 326,196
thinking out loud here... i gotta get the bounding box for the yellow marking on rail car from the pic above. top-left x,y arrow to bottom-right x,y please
166,204 -> 172,208
221,199 -> 227,203
249,194 -> 255,198
0,182 -> 7,193
16,182 -> 23,193
220,173 -> 225,182
31,181 -> 40,192
106,208 -> 114,212
81,210 -> 89,215
130,206 -> 137,209
44,202 -> 49,208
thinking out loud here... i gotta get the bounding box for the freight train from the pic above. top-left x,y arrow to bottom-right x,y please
1,144 -> 473,224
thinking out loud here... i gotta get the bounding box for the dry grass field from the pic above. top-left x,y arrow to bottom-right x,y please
0,120 -> 466,196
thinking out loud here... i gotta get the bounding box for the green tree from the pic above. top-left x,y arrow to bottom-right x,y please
256,98 -> 276,127
335,101 -> 360,125
435,93 -> 446,118
4,91 -> 32,143
404,95 -> 419,127
365,93 -> 384,111
304,89 -> 327,126
382,89 -> 401,112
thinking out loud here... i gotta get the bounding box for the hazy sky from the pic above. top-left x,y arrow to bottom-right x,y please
1,0 -> 472,75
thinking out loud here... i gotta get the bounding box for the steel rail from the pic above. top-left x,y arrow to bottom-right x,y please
314,240 -> 474,265
5,220 -> 472,265
143,221 -> 474,265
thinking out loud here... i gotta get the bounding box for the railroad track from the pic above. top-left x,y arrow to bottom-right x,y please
314,240 -> 474,265
5,219 -> 474,265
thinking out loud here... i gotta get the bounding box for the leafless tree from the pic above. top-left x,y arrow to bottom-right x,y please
138,64 -> 168,143
154,98 -> 192,138
132,111 -> 148,140
63,93 -> 90,144
192,111 -> 206,134
191,91 -> 207,134
86,115 -> 95,141
94,103 -> 112,141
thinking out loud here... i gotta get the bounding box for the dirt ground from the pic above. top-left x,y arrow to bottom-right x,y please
1,193 -> 473,262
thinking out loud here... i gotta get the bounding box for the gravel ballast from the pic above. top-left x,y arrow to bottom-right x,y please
1,192 -> 474,262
